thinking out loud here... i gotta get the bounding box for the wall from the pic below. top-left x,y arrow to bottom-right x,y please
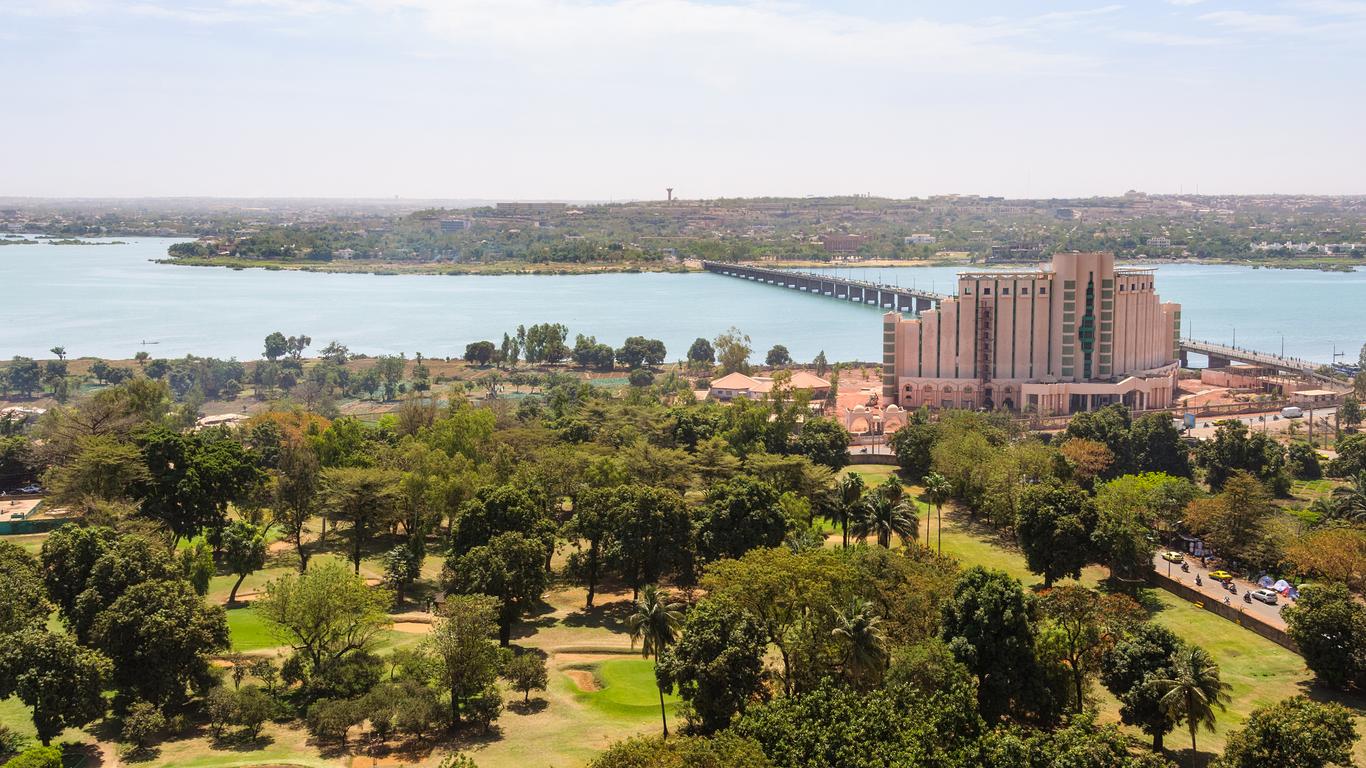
1148,570 -> 1298,653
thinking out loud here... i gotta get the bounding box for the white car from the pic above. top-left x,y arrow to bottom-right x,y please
1250,588 -> 1279,605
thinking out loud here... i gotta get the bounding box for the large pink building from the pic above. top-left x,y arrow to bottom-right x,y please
883,251 -> 1181,416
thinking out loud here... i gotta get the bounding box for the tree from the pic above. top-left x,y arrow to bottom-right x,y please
1102,622 -> 1184,750
714,327 -> 752,375
830,597 -> 888,690
851,492 -> 918,549
703,548 -> 859,696
686,337 -> 715,367
1039,586 -> 1143,713
1197,420 -> 1288,493
121,700 -> 165,751
4,357 -> 42,397
381,544 -> 423,605
812,350 -> 829,377
38,525 -> 118,622
1286,442 -> 1322,480
1016,482 -> 1097,588
616,336 -> 667,369
602,485 -> 692,599
232,685 -> 274,739
462,341 -> 495,366
273,440 -> 321,571
923,472 -> 952,554
628,368 -> 654,388
793,418 -> 850,471
940,567 -> 1050,724
1131,411 -> 1193,477
134,426 -> 264,546
263,332 -> 288,361
0,543 -> 52,636
695,475 -> 786,563
1341,395 -> 1363,431
830,473 -> 864,549
1065,404 -> 1134,476
503,652 -> 548,704
320,467 -> 399,573
443,531 -> 549,646
1285,526 -> 1366,593
1214,695 -> 1357,768
589,733 -> 772,768
0,629 -> 111,746
222,520 -> 267,605
889,420 -> 938,481
1283,582 -> 1366,690
656,600 -> 767,733
627,585 -> 683,737
1184,471 -> 1276,565
91,579 -> 230,707
426,594 -> 504,724
1329,471 -> 1366,523
1147,645 -> 1231,768
256,561 -> 393,687
765,344 -> 792,367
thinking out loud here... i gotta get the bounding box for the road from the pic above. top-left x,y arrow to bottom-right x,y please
1152,550 -> 1290,630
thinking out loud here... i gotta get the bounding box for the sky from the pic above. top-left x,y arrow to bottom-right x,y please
2,0 -> 1363,200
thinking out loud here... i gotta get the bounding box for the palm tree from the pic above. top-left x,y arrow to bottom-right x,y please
627,584 -> 684,737
1148,645 -> 1231,768
852,492 -> 918,548
832,474 -> 865,548
1330,472 -> 1366,523
831,598 -> 888,689
923,472 -> 953,555
877,475 -> 904,505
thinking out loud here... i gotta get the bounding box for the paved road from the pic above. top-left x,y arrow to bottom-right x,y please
1186,407 -> 1338,441
1151,551 -> 1290,630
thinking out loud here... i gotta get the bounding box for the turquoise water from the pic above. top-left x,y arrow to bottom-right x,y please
1,238 -> 1362,365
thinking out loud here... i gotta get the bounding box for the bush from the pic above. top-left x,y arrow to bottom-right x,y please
306,698 -> 363,745
121,701 -> 165,749
0,727 -> 28,762
232,685 -> 276,738
466,685 -> 503,733
205,687 -> 237,738
502,653 -> 549,703
1,746 -> 63,768
628,368 -> 654,388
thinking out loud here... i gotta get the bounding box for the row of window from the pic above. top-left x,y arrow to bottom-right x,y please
966,285 -> 1049,297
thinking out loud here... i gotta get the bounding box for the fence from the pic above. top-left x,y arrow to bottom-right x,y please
1148,570 -> 1299,653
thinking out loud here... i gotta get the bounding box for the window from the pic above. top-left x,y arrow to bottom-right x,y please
982,287 -> 991,295
1039,287 -> 1047,295
1001,288 -> 1010,295
1021,287 -> 1029,295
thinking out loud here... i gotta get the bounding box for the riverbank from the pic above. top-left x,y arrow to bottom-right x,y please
157,255 -> 701,276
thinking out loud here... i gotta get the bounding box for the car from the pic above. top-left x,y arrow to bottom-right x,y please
1160,551 -> 1185,563
1251,588 -> 1279,605
17,485 -> 42,494
1209,570 -> 1234,582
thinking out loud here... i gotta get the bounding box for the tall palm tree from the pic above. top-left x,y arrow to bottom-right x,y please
923,472 -> 953,555
852,492 -> 918,548
833,474 -> 865,548
627,584 -> 684,737
1148,645 -> 1231,768
831,598 -> 888,689
877,475 -> 904,505
1330,471 -> 1366,523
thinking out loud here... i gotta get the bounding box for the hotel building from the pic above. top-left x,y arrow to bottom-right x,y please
882,251 -> 1181,416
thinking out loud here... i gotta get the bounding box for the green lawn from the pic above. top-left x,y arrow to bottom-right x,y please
563,659 -> 678,720
224,606 -> 278,653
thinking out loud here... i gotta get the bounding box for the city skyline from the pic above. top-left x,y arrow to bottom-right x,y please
4,0 -> 1365,200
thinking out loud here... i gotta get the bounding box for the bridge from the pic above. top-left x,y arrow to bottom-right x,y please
1179,339 -> 1341,384
701,261 -> 947,314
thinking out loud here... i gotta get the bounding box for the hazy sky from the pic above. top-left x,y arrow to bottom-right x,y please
3,0 -> 1363,199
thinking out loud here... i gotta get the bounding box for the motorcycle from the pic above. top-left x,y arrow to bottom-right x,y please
1229,583 -> 1238,595
1195,575 -> 1202,587
1180,562 -> 1190,573
1244,592 -> 1252,604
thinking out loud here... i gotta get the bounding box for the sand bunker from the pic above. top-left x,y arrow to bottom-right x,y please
391,621 -> 431,634
564,668 -> 600,692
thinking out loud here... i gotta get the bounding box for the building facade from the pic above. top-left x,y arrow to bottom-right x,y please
882,251 -> 1181,416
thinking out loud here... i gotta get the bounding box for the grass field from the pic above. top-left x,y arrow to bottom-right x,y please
564,659 -> 679,719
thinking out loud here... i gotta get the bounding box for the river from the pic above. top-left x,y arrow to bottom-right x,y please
1,237 -> 1362,365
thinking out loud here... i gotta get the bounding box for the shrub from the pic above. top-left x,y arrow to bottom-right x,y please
466,685 -> 503,734
232,686 -> 276,738
307,698 -> 363,745
1,746 -> 63,768
0,727 -> 28,762
205,687 -> 237,738
121,701 -> 165,749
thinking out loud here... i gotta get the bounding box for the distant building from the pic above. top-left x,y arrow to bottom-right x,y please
1290,389 -> 1338,407
708,371 -> 831,403
821,234 -> 865,254
1147,236 -> 1172,248
334,248 -> 356,259
878,251 -> 1181,416
904,233 -> 936,245
987,244 -> 1043,263
440,219 -> 469,233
